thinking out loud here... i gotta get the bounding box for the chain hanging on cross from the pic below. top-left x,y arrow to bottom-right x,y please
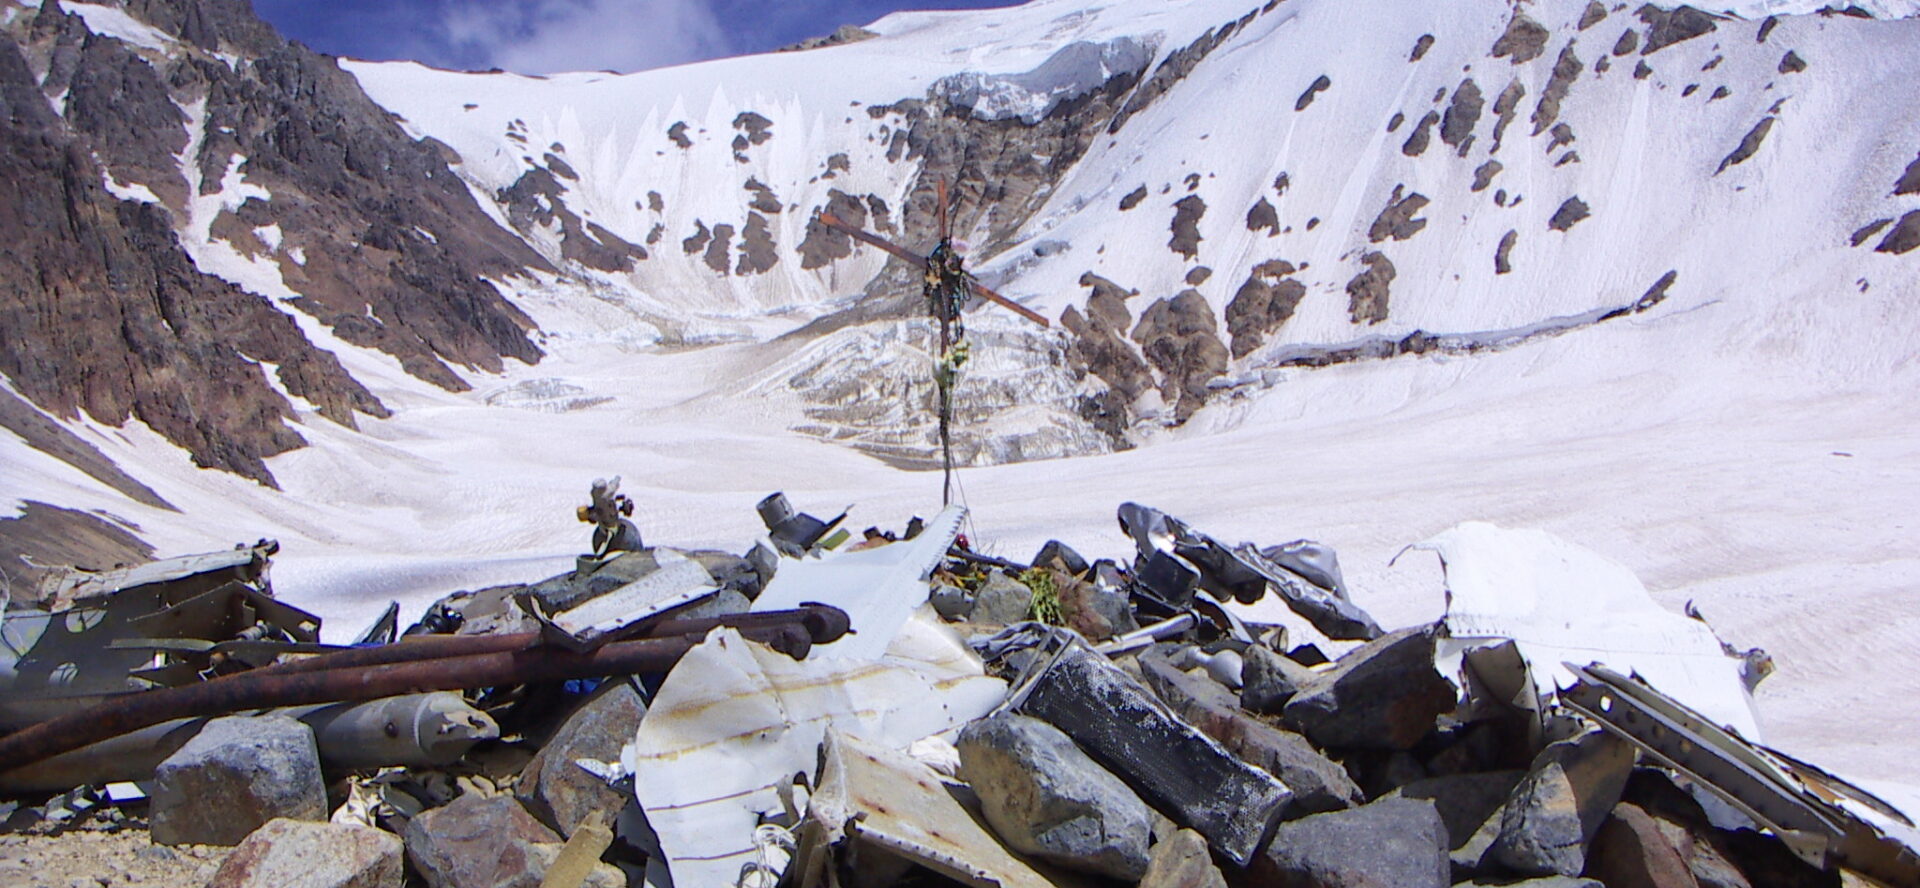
818,178 -> 1051,506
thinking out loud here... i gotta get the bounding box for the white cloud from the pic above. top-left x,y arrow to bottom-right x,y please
436,0 -> 734,75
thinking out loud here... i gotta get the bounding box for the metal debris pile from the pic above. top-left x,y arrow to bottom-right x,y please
0,482 -> 1913,888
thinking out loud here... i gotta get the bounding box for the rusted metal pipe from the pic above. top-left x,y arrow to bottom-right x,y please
246,604 -> 850,678
0,624 -> 811,776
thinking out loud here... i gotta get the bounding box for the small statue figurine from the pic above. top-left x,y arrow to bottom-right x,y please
577,476 -> 643,557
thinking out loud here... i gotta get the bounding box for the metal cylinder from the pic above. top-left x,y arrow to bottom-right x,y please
0,625 -> 809,776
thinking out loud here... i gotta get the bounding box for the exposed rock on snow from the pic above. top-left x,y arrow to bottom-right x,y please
1492,12 -> 1551,64
1715,117 -> 1777,173
1345,251 -> 1397,325
1295,73 -> 1331,111
1168,194 -> 1206,259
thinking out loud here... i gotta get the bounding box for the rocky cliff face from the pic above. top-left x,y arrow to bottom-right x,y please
1,0 -> 554,485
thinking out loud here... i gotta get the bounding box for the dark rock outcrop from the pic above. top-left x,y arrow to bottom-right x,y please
1295,74 -> 1331,111
1532,43 -> 1585,136
498,167 -> 645,272
1345,252 -> 1397,325
1492,13 -> 1550,64
1441,79 -> 1484,152
1640,5 -> 1719,54
1474,160 -> 1504,192
1549,197 -> 1592,231
1876,211 -> 1920,255
1248,197 -> 1280,235
1496,230 -> 1519,274
1715,118 -> 1777,174
1850,217 -> 1894,247
0,31 -> 388,486
1411,34 -> 1435,62
1226,259 -> 1306,357
736,212 -> 778,275
1490,79 -> 1526,153
1403,110 -> 1439,156
1169,194 -> 1207,259
1132,289 -> 1228,422
1369,186 -> 1430,243
1120,184 -> 1149,210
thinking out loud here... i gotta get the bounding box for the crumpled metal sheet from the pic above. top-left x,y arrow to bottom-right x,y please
525,555 -> 717,650
749,505 -> 965,662
791,728 -> 1054,888
39,542 -> 274,610
1116,503 -> 1381,640
624,612 -> 1005,888
1411,521 -> 1762,742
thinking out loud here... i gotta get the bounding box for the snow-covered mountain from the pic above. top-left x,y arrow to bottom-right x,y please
2,0 -> 1919,786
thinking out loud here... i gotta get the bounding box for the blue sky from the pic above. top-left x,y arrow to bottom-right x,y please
254,0 -> 1016,75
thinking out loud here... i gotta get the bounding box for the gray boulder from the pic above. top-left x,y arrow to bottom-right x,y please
929,582 -> 973,619
1256,796 -> 1450,888
517,682 -> 647,837
206,818 -> 403,888
1492,730 -> 1636,876
1387,770 -> 1524,850
969,572 -> 1034,624
956,713 -> 1154,881
1240,643 -> 1316,714
1139,828 -> 1227,888
405,795 -> 559,888
1587,802 -> 1703,888
1282,625 -> 1455,750
151,715 -> 326,846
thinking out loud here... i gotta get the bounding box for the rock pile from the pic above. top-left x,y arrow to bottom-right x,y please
0,491 -> 1904,888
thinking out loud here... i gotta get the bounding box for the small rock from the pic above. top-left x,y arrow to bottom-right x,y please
1387,770 -> 1524,850
404,795 -> 559,888
205,818 -> 403,888
134,846 -> 178,863
1139,829 -> 1227,888
1492,730 -> 1636,876
526,844 -> 624,888
1032,540 -> 1089,576
1055,572 -> 1135,641
151,716 -> 326,846
1282,625 -> 1455,750
969,572 -> 1034,624
957,713 -> 1154,881
1588,802 -> 1701,888
1239,643 -> 1316,714
1256,796 -> 1449,888
517,682 -> 647,836
929,582 -> 973,619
